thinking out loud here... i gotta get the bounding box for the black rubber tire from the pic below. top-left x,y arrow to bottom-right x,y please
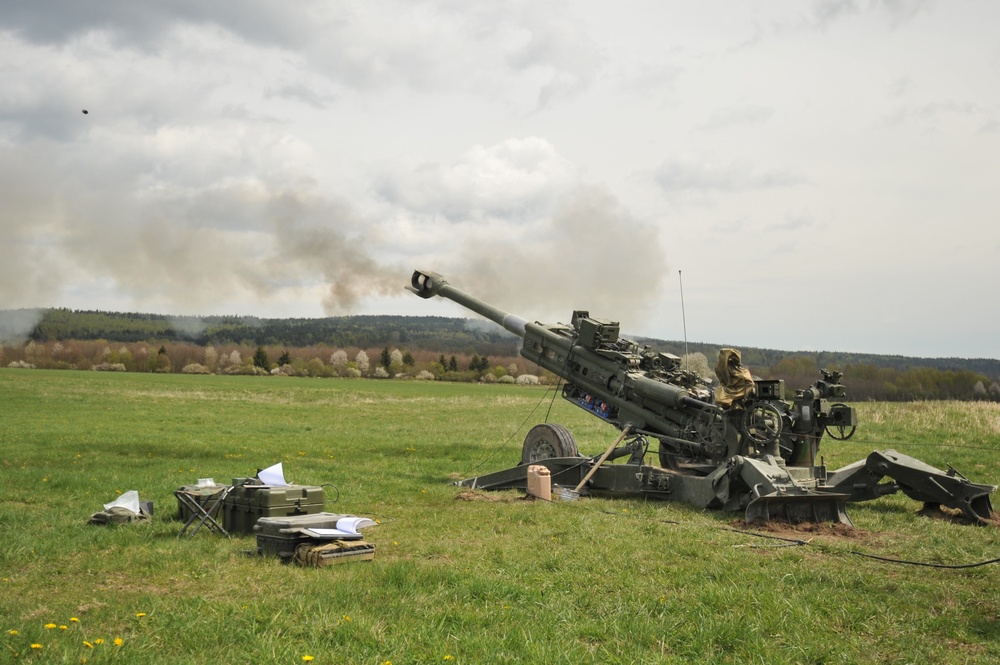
521,423 -> 579,464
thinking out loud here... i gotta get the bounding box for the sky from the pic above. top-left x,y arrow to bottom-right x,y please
1,0 -> 998,359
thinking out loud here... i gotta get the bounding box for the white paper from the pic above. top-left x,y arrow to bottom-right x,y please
103,490 -> 141,515
257,462 -> 288,486
336,516 -> 376,533
303,517 -> 376,540
305,528 -> 363,539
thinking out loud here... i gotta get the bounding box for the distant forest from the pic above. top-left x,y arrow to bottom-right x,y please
22,308 -> 521,356
2,308 -> 998,402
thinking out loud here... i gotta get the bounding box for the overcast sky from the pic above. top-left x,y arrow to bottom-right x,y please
1,1 -> 998,359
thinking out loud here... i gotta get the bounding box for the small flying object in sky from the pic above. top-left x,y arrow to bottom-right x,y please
82,109 -> 88,114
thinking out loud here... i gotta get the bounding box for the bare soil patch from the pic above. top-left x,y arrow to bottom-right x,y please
732,518 -> 875,543
454,489 -> 522,503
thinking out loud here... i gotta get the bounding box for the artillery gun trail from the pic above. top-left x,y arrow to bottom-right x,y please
408,270 -> 995,525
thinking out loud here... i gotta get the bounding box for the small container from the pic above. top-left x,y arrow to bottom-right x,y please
526,465 -> 552,501
553,485 -> 579,502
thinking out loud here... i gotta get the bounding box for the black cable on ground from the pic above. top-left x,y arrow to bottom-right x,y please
461,384 -> 560,475
609,512 -> 1000,567
847,550 -> 1000,569
320,483 -> 340,504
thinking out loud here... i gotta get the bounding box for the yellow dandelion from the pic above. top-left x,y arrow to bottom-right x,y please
70,617 -> 80,623
44,623 -> 57,629
60,625 -> 68,630
8,630 -> 18,636
84,641 -> 93,648
136,612 -> 147,618
302,656 -> 314,662
94,639 -> 104,645
31,643 -> 42,650
114,637 -> 123,646
444,655 -> 455,661
342,615 -> 351,622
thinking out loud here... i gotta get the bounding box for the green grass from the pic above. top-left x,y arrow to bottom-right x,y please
2,369 -> 999,664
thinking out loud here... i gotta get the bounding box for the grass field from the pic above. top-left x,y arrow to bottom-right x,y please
2,369 -> 999,664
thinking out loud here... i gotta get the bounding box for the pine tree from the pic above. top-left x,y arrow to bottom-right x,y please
253,346 -> 271,372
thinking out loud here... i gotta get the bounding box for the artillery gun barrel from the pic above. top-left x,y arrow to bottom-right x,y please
629,374 -> 719,413
408,270 -> 527,338
409,268 -> 722,436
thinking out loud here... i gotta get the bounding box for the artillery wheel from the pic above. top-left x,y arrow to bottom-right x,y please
522,424 -> 579,464
692,410 -> 730,462
657,443 -> 684,470
741,402 -> 782,447
825,403 -> 856,440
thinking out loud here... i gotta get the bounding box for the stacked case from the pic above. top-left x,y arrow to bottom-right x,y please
222,483 -> 325,535
254,512 -> 374,562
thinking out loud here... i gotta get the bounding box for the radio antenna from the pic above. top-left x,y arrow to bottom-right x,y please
678,270 -> 689,369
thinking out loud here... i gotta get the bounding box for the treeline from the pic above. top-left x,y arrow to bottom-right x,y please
753,355 -> 999,402
19,308 -> 520,355
2,308 -> 998,401
635,338 -> 1000,381
0,338 -> 542,385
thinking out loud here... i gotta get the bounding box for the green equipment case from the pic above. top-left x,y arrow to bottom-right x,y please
253,512 -> 354,560
222,484 -> 325,535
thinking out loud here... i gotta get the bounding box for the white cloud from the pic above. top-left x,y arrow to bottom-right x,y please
374,137 -> 577,221
653,159 -> 806,195
1,1 -> 999,358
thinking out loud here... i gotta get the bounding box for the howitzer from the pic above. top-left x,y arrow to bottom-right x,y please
409,270 -> 995,525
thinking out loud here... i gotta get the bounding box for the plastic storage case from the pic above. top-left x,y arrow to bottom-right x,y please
253,512 -> 352,560
222,484 -> 325,535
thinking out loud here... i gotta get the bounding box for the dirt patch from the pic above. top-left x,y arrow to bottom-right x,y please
74,601 -> 108,615
916,505 -> 1000,527
454,489 -> 522,503
731,518 -> 871,542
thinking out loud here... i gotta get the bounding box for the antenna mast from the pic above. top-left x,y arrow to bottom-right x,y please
678,270 -> 689,369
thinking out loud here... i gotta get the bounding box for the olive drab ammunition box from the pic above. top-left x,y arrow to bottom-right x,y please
222,484 -> 325,535
253,512 -> 353,560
